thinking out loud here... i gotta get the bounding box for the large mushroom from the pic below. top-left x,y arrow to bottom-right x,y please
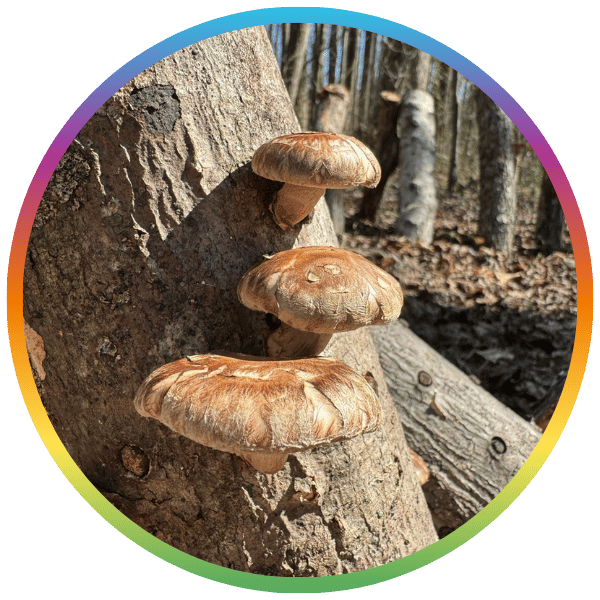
252,132 -> 381,230
134,352 -> 381,474
237,246 -> 404,359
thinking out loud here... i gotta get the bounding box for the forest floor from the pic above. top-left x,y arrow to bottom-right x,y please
340,173 -> 577,431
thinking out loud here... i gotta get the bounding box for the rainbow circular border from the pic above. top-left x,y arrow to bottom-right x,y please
7,7 -> 593,593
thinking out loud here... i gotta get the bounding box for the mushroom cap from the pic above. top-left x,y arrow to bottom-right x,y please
252,132 -> 381,189
134,352 -> 380,458
237,246 -> 404,334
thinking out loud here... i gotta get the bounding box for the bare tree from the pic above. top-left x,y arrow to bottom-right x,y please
358,90 -> 402,221
23,26 -> 437,576
315,83 -> 350,134
315,83 -> 352,235
360,30 -> 378,145
395,49 -> 438,243
446,68 -> 459,194
309,23 -> 328,128
335,27 -> 359,135
285,23 -> 312,111
409,48 -> 432,91
395,88 -> 438,243
536,169 -> 568,254
329,25 -> 340,83
476,88 -> 517,255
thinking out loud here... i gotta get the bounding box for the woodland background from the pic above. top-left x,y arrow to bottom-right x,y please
4,4 -> 594,597
266,23 -> 576,428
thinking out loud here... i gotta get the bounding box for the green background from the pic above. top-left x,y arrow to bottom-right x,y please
0,0 -> 600,600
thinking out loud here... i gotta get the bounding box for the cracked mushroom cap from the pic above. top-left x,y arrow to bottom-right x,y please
134,352 -> 381,474
237,246 -> 404,334
252,132 -> 381,189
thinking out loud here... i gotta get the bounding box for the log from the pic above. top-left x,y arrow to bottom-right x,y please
395,90 -> 438,244
370,321 -> 541,536
24,27 -> 437,574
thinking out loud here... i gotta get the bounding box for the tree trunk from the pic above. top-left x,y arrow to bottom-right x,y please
535,169 -> 567,254
348,29 -> 362,136
360,31 -> 378,146
371,322 -> 541,536
358,90 -> 401,222
315,84 -> 351,238
476,88 -> 517,255
328,25 -> 340,83
315,83 -> 350,134
286,23 -> 311,111
395,89 -> 438,243
24,26 -> 437,576
379,38 -> 409,95
446,68 -> 459,194
309,23 -> 327,129
410,49 -> 432,92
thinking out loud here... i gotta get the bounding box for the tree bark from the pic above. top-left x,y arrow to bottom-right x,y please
24,26 -> 436,576
446,68 -> 459,194
371,322 -> 541,536
360,31 -> 378,145
285,23 -> 311,111
535,169 -> 567,254
309,23 -> 327,129
395,89 -> 438,244
410,50 -> 432,92
315,84 -> 351,236
357,90 -> 402,222
315,83 -> 350,134
328,25 -> 340,83
476,88 -> 517,256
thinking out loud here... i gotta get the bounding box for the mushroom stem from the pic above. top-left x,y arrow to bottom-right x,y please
270,183 -> 325,230
266,322 -> 333,359
238,451 -> 289,474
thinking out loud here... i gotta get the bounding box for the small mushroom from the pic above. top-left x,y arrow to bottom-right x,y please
252,132 -> 381,230
134,352 -> 381,474
408,448 -> 430,485
238,246 -> 404,358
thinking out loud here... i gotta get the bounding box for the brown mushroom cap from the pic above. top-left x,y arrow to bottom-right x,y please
252,132 -> 381,190
237,246 -> 404,334
134,352 -> 381,473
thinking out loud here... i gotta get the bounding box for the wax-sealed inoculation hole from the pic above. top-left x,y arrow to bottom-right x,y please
490,436 -> 507,455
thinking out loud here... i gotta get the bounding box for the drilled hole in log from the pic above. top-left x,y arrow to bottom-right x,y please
490,436 -> 507,455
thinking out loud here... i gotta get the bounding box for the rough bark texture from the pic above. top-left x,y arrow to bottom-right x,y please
24,26 -> 436,576
371,322 -> 541,536
476,89 -> 517,255
395,90 -> 438,244
536,169 -> 567,254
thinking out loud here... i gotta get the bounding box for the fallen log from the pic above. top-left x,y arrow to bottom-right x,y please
370,320 -> 542,536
